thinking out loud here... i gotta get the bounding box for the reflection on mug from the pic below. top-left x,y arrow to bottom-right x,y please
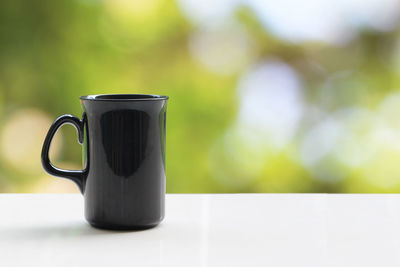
101,109 -> 150,178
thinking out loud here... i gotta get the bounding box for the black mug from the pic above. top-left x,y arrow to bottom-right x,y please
41,94 -> 168,230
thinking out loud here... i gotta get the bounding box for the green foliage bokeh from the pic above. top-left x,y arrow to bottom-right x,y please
1,0 -> 400,193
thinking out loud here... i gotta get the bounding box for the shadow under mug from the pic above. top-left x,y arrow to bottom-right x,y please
41,94 -> 168,230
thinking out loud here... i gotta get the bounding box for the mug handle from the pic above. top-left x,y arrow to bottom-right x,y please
41,114 -> 85,193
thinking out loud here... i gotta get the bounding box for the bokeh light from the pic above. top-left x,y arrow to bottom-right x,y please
0,109 -> 62,174
189,24 -> 256,75
236,60 -> 303,150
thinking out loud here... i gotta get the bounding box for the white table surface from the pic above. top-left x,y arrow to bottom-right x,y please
0,194 -> 400,267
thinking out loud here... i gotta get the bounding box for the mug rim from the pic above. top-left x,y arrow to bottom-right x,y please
80,94 -> 169,101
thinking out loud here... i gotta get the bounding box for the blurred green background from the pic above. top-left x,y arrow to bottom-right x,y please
1,0 -> 400,193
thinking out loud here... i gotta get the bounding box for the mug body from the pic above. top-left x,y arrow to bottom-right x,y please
81,94 -> 168,230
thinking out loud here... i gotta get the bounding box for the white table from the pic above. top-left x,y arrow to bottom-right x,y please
0,194 -> 399,267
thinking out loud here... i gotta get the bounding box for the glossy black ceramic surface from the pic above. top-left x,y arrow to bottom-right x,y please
41,94 -> 168,230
